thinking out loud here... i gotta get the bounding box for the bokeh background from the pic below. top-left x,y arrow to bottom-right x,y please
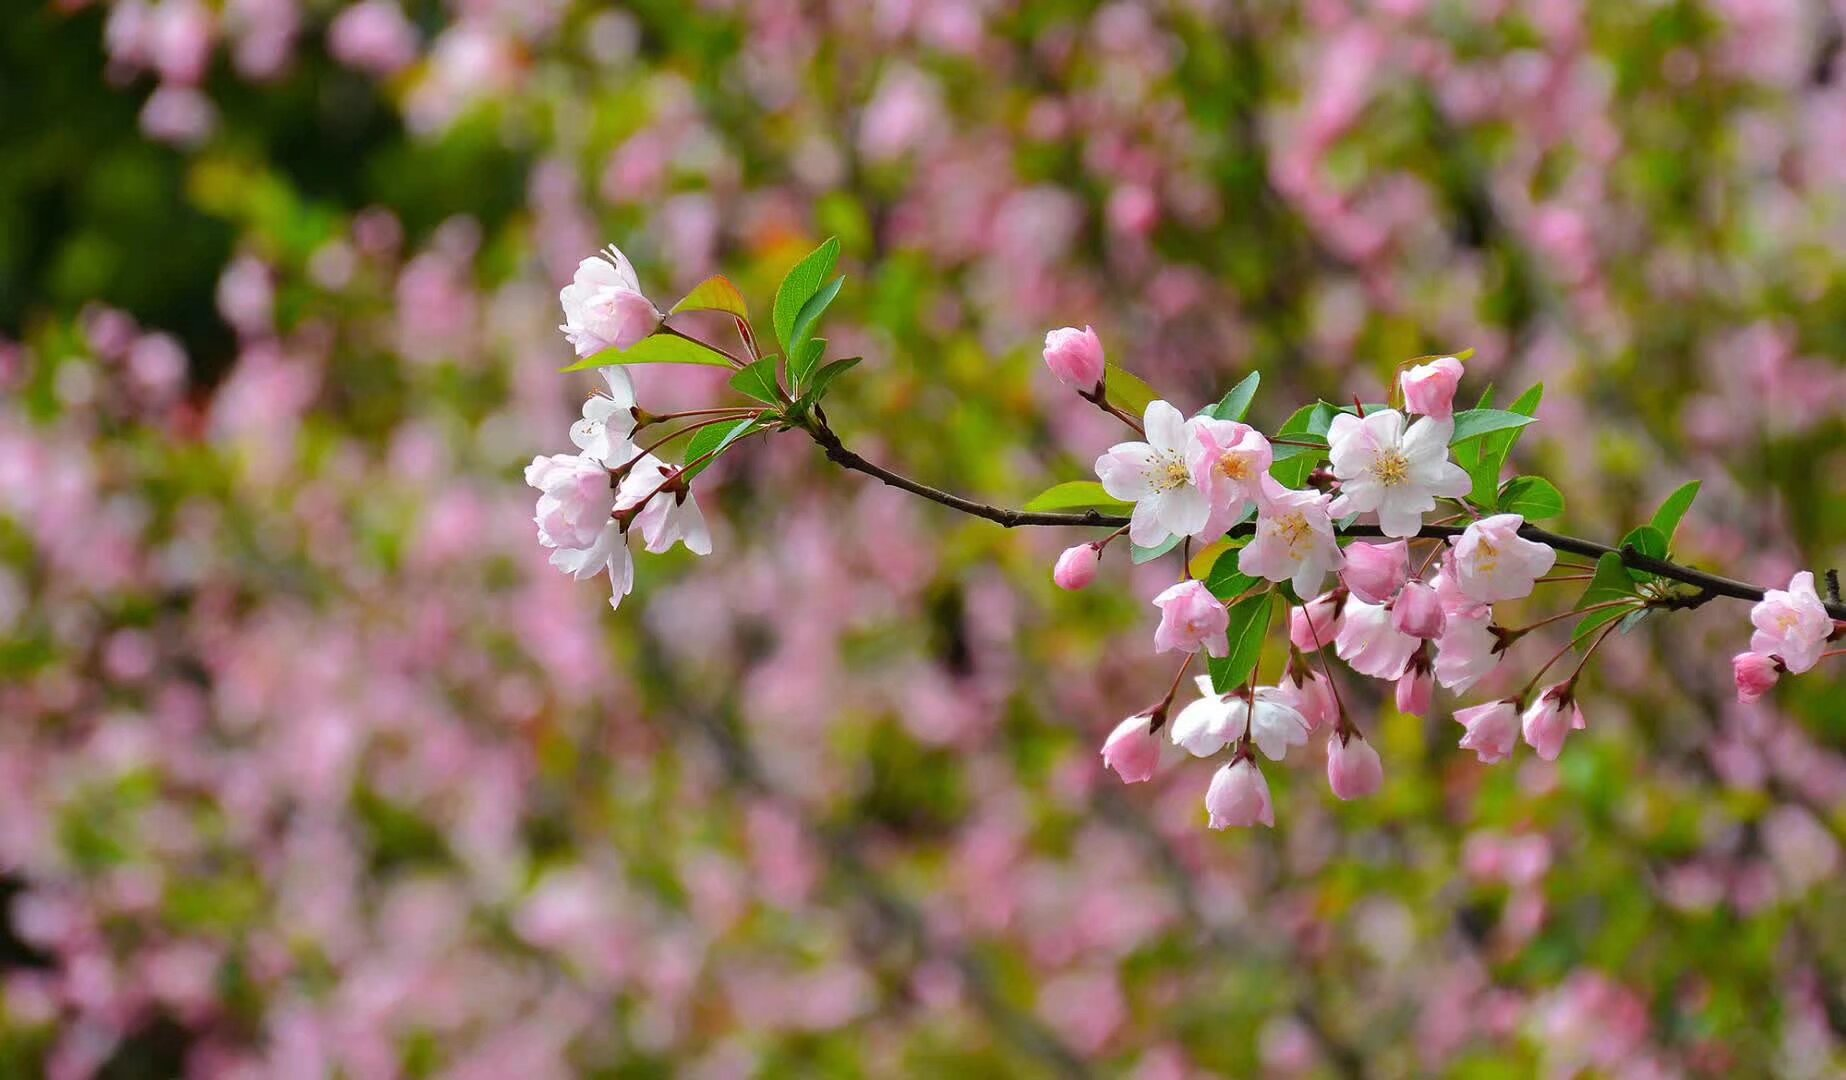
3,0 -> 1846,1076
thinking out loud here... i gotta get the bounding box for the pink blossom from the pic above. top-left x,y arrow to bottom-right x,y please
558,245 -> 660,358
569,367 -> 639,464
1273,666 -> 1338,733
1186,418 -> 1272,519
1400,355 -> 1464,420
1395,652 -> 1434,716
1521,684 -> 1583,761
1095,401 -> 1212,547
1340,540 -> 1409,604
1748,570 -> 1833,673
1327,732 -> 1384,799
1732,651 -> 1780,703
1100,713 -> 1161,783
1237,477 -> 1344,597
1455,701 -> 1520,764
1151,580 -> 1228,657
1205,757 -> 1274,829
1391,580 -> 1446,639
1168,677 -> 1308,760
1290,590 -> 1347,651
527,453 -> 616,552
329,0 -> 419,76
1434,604 -> 1502,692
1327,408 -> 1471,537
1334,597 -> 1419,679
617,454 -> 711,556
1053,543 -> 1101,590
1042,325 -> 1106,390
139,84 -> 217,146
1448,514 -> 1557,603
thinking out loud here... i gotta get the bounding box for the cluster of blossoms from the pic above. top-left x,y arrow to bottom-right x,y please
1733,571 -> 1845,702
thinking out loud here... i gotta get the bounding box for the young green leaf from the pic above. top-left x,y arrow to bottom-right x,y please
1268,404 -> 1329,487
1619,524 -> 1669,583
1209,592 -> 1275,694
669,275 -> 749,319
1131,535 -> 1183,564
562,333 -> 736,371
1103,363 -> 1158,418
1207,372 -> 1261,423
1573,552 -> 1641,645
796,357 -> 861,410
1498,475 -> 1565,520
772,237 -> 841,354
681,418 -> 763,481
1449,407 -> 1539,445
729,357 -> 783,405
1021,481 -> 1132,514
789,337 -> 829,391
788,276 -> 844,374
1459,383 -> 1542,510
1648,481 -> 1701,546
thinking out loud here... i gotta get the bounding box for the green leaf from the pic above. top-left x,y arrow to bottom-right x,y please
1104,363 -> 1157,418
772,237 -> 841,354
1449,407 -> 1539,445
728,357 -> 783,405
1648,481 -> 1701,546
1269,404 -> 1328,487
1459,383 -> 1542,510
1207,372 -> 1260,423
1619,524 -> 1669,583
562,333 -> 735,371
796,357 -> 861,410
1021,481 -> 1132,514
1498,476 -> 1565,520
789,337 -> 828,392
1209,592 -> 1275,694
1131,535 -> 1182,564
1573,552 -> 1641,645
1205,549 -> 1258,601
681,418 -> 762,481
669,275 -> 749,318
788,277 -> 844,382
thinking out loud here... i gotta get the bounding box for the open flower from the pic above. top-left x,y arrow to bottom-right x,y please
1100,713 -> 1162,783
1205,757 -> 1274,829
1448,514 -> 1556,603
1273,664 -> 1339,733
527,452 -> 617,552
1434,604 -> 1501,692
569,366 -> 639,464
546,520 -> 635,612
559,245 -> 660,357
1151,580 -> 1229,657
1521,683 -> 1584,760
1168,678 -> 1309,761
1334,597 -> 1420,679
1455,700 -> 1520,764
1327,409 -> 1471,538
1095,401 -> 1213,547
1238,477 -> 1344,598
1749,570 -> 1834,673
616,454 -> 712,556
1187,418 -> 1272,521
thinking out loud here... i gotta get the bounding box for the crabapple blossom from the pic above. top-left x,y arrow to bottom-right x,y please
1187,418 -> 1272,520
1151,580 -> 1229,657
1455,701 -> 1520,764
1400,355 -> 1464,420
1095,401 -> 1213,547
1391,580 -> 1446,640
1290,590 -> 1346,651
616,454 -> 712,556
1339,540 -> 1409,605
1238,477 -> 1344,598
1326,409 -> 1471,538
1521,684 -> 1585,761
1395,650 -> 1434,717
547,520 -> 635,612
1732,651 -> 1780,703
1100,713 -> 1161,783
1448,514 -> 1557,603
1748,570 -> 1834,673
1273,665 -> 1338,733
1168,678 -> 1309,761
1327,732 -> 1384,799
526,452 -> 617,551
1334,597 -> 1420,679
570,367 -> 639,464
1244,687 -> 1312,760
1205,757 -> 1274,829
1433,604 -> 1502,692
1042,325 -> 1105,390
558,245 -> 661,357
1053,543 -> 1101,590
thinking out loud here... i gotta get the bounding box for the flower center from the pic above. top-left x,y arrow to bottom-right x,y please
1371,450 -> 1411,487
1218,455 -> 1251,483
1277,512 -> 1311,553
1154,453 -> 1191,492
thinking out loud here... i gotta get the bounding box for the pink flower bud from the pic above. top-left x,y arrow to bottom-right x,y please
1053,543 -> 1101,590
1395,661 -> 1434,717
1274,667 -> 1338,733
1340,541 -> 1409,605
1100,713 -> 1161,783
1205,757 -> 1274,829
1152,580 -> 1230,658
1289,590 -> 1346,652
1732,651 -> 1780,704
1327,732 -> 1384,800
1520,684 -> 1582,761
1400,355 -> 1464,420
1390,580 -> 1447,640
1454,700 -> 1520,764
1042,325 -> 1106,391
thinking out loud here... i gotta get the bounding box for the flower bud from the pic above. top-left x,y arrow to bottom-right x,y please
1454,700 -> 1519,764
1732,651 -> 1780,704
1043,325 -> 1106,391
1327,732 -> 1384,800
1395,661 -> 1434,717
1400,355 -> 1464,421
1390,580 -> 1447,640
1340,541 -> 1409,605
1289,590 -> 1347,652
1520,684 -> 1583,761
1205,757 -> 1274,829
1100,713 -> 1161,783
1053,543 -> 1101,590
1152,580 -> 1230,658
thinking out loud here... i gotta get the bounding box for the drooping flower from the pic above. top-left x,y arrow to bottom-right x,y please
1391,580 -> 1447,640
1273,664 -> 1339,733
1395,648 -> 1435,716
1334,597 -> 1420,679
1168,678 -> 1309,761
1732,651 -> 1781,704
1043,325 -> 1106,391
546,520 -> 635,612
1340,540 -> 1409,605
1095,401 -> 1212,547
1187,419 -> 1272,521
1238,476 -> 1344,598
1327,732 -> 1384,799
1521,684 -> 1584,761
1053,543 -> 1101,590
570,366 -> 639,464
1151,580 -> 1229,657
1290,589 -> 1347,652
1326,409 -> 1471,538
1447,514 -> 1557,603
1433,604 -> 1502,692
526,452 -> 617,551
616,454 -> 711,556
559,245 -> 661,357
1100,713 -> 1162,783
1400,355 -> 1464,421
1455,700 -> 1520,764
1205,757 -> 1274,829
1748,570 -> 1834,673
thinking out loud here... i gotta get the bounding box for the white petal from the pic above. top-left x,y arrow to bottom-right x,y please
1096,444 -> 1160,501
1143,400 -> 1189,452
